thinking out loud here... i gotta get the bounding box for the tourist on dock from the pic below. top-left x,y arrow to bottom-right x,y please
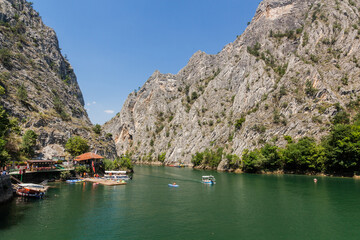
2,166 -> 8,175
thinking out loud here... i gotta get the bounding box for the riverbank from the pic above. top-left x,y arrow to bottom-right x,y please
0,175 -> 13,204
193,164 -> 360,179
133,161 -> 192,167
133,160 -> 360,179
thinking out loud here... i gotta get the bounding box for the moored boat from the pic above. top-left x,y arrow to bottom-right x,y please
202,175 -> 216,185
66,178 -> 84,183
175,164 -> 185,168
104,171 -> 130,181
15,183 -> 49,198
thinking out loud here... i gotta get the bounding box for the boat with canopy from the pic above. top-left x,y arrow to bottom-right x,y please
15,183 -> 49,198
202,175 -> 216,185
104,171 -> 130,181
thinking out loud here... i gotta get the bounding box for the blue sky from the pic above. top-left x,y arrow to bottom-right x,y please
31,0 -> 260,125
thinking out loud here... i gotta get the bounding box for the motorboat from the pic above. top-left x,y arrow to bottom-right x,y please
66,178 -> 84,183
66,179 -> 83,183
15,183 -> 49,198
202,175 -> 216,185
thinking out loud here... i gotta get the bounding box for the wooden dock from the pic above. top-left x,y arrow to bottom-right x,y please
84,178 -> 127,186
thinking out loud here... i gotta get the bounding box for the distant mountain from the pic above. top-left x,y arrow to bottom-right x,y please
0,0 -> 117,159
104,0 -> 360,169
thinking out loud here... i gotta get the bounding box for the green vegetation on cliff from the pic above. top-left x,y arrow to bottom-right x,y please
0,106 -> 11,166
192,148 -> 224,168
21,130 -> 37,158
0,106 -> 39,166
65,136 -> 90,157
193,113 -> 360,176
104,154 -> 133,171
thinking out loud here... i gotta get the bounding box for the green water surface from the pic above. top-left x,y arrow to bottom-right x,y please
1,166 -> 360,240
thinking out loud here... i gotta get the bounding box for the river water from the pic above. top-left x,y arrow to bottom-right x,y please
1,166 -> 360,240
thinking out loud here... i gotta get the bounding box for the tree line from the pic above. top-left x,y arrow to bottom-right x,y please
192,112 -> 360,176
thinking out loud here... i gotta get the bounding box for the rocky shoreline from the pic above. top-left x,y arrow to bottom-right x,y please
134,162 -> 360,179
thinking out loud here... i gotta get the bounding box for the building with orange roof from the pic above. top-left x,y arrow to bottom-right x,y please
74,152 -> 104,174
74,152 -> 104,162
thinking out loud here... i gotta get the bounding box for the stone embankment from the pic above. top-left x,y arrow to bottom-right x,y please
0,175 -> 13,204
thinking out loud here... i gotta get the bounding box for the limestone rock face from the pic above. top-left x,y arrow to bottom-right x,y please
104,0 -> 360,168
0,0 -> 117,159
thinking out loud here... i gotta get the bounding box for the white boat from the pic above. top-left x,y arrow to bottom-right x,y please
104,171 -> 130,181
202,175 -> 216,185
16,183 -> 49,198
66,178 -> 84,183
18,183 -> 49,191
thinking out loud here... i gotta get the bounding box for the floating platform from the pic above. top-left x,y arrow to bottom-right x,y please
84,178 -> 127,186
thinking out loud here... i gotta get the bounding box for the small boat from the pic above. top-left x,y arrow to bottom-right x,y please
168,183 -> 179,187
16,188 -> 45,198
175,164 -> 185,168
66,178 -> 84,183
202,175 -> 216,185
15,183 -> 49,198
168,164 -> 185,168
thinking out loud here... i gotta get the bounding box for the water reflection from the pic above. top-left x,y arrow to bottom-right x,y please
0,197 -> 37,230
2,167 -> 360,240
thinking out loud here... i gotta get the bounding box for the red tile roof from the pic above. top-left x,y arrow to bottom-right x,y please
74,152 -> 104,161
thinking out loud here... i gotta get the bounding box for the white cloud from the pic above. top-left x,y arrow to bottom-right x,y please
92,101 -> 97,104
86,103 -> 91,106
104,110 -> 114,114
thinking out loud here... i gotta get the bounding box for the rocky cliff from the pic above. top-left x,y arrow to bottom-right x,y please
104,0 -> 360,168
0,0 -> 117,159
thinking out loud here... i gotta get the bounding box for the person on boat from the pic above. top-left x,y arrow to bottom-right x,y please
173,182 -> 176,185
314,178 -> 317,183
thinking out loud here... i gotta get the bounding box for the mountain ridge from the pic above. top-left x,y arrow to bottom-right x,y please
0,0 -> 117,159
104,0 -> 360,169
